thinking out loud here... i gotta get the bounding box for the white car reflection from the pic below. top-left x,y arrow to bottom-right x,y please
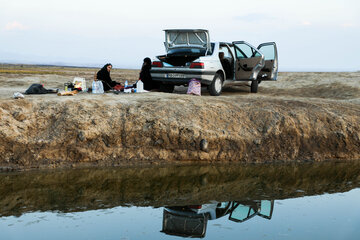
161,200 -> 274,238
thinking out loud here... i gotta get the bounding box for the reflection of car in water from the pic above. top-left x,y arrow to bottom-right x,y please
161,200 -> 274,238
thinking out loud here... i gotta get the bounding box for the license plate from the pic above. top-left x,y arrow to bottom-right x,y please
165,73 -> 186,78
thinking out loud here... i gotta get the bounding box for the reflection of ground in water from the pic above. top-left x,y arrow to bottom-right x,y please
1,161 -> 359,217
1,161 -> 359,239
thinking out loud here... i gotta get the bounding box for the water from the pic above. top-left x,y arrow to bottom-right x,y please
0,162 -> 359,239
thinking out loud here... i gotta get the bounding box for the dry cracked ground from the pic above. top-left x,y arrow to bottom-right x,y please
0,65 -> 359,170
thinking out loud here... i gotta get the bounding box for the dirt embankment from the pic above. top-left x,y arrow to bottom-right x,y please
0,66 -> 359,170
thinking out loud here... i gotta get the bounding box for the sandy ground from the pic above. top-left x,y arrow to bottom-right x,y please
0,65 -> 359,170
1,66 -> 359,103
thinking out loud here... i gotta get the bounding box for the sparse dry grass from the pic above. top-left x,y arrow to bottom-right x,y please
0,69 -> 65,75
0,64 -> 138,77
0,64 -> 140,87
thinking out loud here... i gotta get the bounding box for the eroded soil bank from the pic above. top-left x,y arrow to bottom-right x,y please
0,66 -> 359,170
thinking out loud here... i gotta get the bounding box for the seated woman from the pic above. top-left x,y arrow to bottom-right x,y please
96,63 -> 121,91
139,57 -> 159,91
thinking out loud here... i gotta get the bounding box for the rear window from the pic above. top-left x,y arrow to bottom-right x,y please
168,48 -> 204,55
167,44 -> 214,56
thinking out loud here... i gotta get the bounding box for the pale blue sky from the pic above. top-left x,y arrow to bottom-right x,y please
1,0 -> 359,71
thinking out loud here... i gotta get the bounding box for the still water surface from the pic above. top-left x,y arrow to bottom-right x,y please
1,189 -> 360,239
1,162 -> 359,239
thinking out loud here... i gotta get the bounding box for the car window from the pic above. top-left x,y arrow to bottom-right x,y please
209,43 -> 215,55
168,48 -> 205,55
235,47 -> 246,59
234,43 -> 261,59
259,45 -> 275,60
219,45 -> 233,59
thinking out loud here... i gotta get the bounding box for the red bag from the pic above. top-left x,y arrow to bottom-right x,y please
113,84 -> 124,91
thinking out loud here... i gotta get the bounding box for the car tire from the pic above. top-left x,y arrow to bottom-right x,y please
251,80 -> 258,93
208,73 -> 223,96
159,84 -> 175,93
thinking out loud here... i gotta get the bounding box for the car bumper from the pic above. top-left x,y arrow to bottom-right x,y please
150,69 -> 215,85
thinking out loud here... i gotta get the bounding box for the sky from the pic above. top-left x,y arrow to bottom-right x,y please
0,0 -> 359,71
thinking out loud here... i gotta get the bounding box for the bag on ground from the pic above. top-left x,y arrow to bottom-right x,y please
73,77 -> 87,92
25,84 -> 55,94
187,78 -> 201,96
92,80 -> 104,94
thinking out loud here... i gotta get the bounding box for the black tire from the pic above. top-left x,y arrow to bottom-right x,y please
251,80 -> 258,93
208,73 -> 223,96
159,84 -> 175,93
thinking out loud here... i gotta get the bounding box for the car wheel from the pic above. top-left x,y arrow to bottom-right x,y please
159,84 -> 175,93
208,73 -> 223,96
251,80 -> 258,93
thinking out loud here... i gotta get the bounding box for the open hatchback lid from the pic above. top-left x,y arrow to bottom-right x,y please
164,29 -> 211,54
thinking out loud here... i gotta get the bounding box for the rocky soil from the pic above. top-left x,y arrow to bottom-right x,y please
0,65 -> 359,170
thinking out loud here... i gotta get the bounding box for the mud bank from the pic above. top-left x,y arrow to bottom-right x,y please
0,68 -> 359,170
0,92 -> 359,170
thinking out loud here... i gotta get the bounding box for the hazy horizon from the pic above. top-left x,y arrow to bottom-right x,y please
1,0 -> 359,71
2,61 -> 358,73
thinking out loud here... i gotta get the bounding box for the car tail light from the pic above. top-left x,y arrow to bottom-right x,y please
152,61 -> 163,67
189,205 -> 202,209
189,62 -> 204,69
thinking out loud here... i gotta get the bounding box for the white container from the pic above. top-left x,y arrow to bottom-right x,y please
92,80 -> 104,94
136,80 -> 144,92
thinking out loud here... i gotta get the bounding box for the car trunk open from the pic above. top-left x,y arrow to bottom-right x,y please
157,49 -> 205,67
158,29 -> 211,66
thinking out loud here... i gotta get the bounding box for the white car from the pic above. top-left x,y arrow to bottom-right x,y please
150,29 -> 278,96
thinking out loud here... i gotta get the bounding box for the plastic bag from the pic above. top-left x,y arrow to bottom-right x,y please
73,77 -> 87,92
92,80 -> 104,94
187,78 -> 201,96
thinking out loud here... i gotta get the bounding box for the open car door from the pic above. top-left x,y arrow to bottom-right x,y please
257,200 -> 274,219
232,41 -> 265,80
228,202 -> 258,223
257,42 -> 278,80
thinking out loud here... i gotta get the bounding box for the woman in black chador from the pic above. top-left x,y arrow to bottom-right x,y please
96,63 -> 120,91
139,57 -> 158,91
